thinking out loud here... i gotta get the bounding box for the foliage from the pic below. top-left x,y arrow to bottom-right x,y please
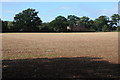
87,20 -> 94,30
13,8 -> 42,31
1,8 -> 120,32
102,25 -> 110,32
117,26 -> 120,31
67,15 -> 80,30
93,16 -> 110,32
49,16 -> 68,32
39,22 -> 53,31
111,14 -> 120,26
2,21 -> 13,32
79,16 -> 90,29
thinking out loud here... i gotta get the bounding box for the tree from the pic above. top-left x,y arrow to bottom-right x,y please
111,14 -> 120,26
1,20 -> 14,32
39,22 -> 52,32
79,16 -> 90,29
102,25 -> 111,32
13,8 -> 42,31
2,21 -> 10,32
87,20 -> 95,31
110,14 -> 120,31
0,19 -> 2,32
50,16 -> 68,32
117,26 -> 120,31
67,15 -> 80,30
93,16 -> 110,31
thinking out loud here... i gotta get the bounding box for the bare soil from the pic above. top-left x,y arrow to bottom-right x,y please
2,32 -> 120,78
2,32 -> 118,63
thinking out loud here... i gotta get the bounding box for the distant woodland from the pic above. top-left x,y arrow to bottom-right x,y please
1,8 -> 120,32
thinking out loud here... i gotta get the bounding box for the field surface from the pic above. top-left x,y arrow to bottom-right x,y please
2,32 -> 118,63
2,32 -> 120,78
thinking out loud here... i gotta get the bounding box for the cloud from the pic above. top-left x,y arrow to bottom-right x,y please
59,6 -> 72,10
1,16 -> 14,21
98,7 -> 118,17
3,10 -> 16,14
2,10 -> 17,21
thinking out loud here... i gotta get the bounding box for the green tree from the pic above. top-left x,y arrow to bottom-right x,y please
50,16 -> 68,32
93,16 -> 110,31
87,20 -> 95,31
117,27 -> 120,31
79,16 -> 90,29
67,15 -> 80,30
2,21 -> 10,32
111,14 -> 120,26
13,8 -> 42,31
111,14 -> 120,31
102,25 -> 111,32
0,19 -> 2,32
39,22 -> 53,31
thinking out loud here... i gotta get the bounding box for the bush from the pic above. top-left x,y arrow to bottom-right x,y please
116,26 -> 120,31
102,25 -> 110,32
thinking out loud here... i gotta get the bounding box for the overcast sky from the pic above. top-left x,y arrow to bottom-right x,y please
1,2 -> 118,22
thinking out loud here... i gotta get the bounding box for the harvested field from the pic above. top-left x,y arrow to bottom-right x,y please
2,32 -> 118,63
2,32 -> 120,78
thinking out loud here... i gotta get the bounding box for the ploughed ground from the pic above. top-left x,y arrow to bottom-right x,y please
2,32 -> 120,78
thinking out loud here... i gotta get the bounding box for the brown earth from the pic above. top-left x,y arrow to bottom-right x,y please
2,32 -> 120,78
2,32 -> 118,63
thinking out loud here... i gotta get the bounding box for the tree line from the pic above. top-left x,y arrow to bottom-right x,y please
1,8 -> 120,32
